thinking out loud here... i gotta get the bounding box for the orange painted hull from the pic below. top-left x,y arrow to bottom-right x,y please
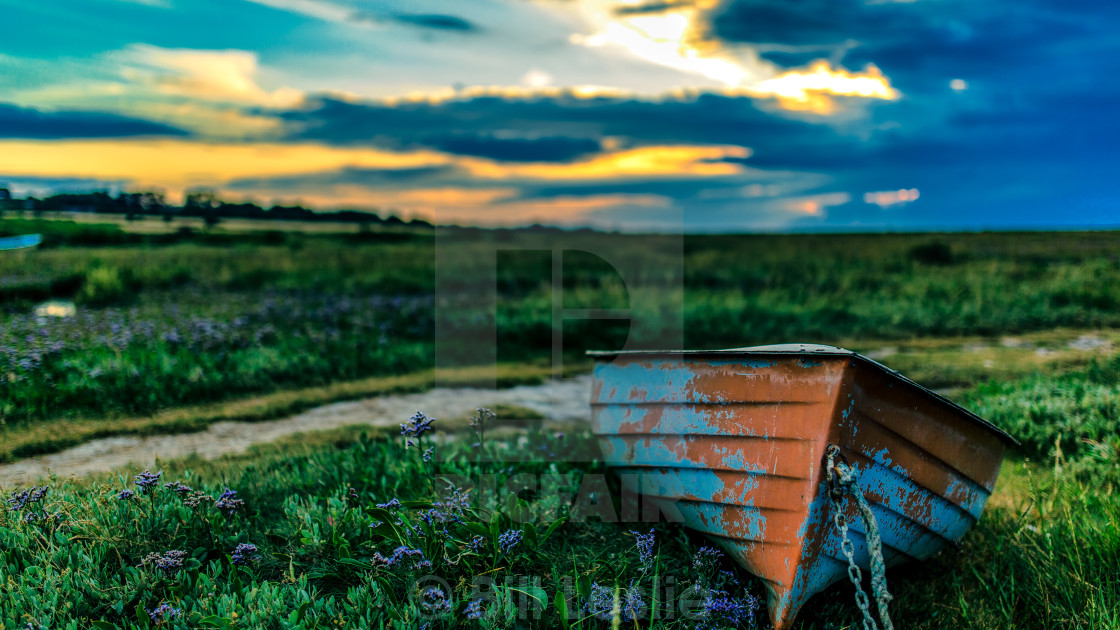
589,344 -> 1014,629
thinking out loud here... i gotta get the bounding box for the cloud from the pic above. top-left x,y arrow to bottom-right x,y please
242,0 -> 355,23
613,2 -> 694,17
460,144 -> 750,181
213,139 -> 790,224
708,0 -> 911,47
6,45 -> 302,139
782,191 -> 851,216
247,0 -> 477,33
708,0 -> 1120,101
283,91 -> 825,156
0,138 -> 449,199
390,13 -> 476,31
0,103 -> 188,139
228,165 -> 457,191
116,45 -> 304,107
6,0 -> 1119,231
567,0 -> 899,113
864,188 -> 919,208
425,134 -> 602,162
743,60 -> 897,114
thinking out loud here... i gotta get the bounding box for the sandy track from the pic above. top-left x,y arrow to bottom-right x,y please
0,376 -> 592,486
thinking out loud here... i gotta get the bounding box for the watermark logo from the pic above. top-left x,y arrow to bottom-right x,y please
433,229 -> 684,386
410,574 -> 722,622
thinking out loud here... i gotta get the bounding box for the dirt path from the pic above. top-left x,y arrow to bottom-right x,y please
0,376 -> 593,487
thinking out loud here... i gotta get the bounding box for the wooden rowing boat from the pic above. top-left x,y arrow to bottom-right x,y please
0,233 -> 42,251
588,344 -> 1015,629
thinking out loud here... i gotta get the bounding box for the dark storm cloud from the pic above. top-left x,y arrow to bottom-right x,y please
425,134 -> 601,162
0,102 -> 188,139
709,0 -> 1120,94
708,0 -> 913,47
283,92 -> 825,156
273,90 -> 963,212
225,156 -> 762,203
701,0 -> 1120,219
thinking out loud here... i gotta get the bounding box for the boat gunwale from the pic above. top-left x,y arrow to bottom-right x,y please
586,344 -> 1019,447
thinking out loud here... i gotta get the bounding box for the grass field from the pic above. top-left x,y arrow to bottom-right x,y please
1,359 -> 1117,629
1,217 -> 1119,628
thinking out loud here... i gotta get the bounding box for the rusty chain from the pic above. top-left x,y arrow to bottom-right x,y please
825,444 -> 896,630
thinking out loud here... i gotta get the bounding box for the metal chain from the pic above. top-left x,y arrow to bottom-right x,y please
825,444 -> 896,630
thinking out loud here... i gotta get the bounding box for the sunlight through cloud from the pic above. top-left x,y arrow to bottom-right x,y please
567,0 -> 899,114
744,61 -> 898,114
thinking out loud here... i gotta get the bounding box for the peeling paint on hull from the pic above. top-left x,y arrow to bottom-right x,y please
589,344 -> 1014,630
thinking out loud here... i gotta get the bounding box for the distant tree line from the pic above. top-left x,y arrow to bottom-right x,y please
0,188 -> 430,228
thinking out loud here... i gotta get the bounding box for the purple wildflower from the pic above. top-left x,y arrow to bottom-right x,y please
584,582 -> 647,622
498,529 -> 522,553
117,489 -> 136,500
622,583 -> 647,622
376,498 -> 401,509
231,543 -> 258,566
692,546 -> 723,573
183,490 -> 212,509
584,584 -> 613,621
415,482 -> 472,530
717,568 -> 741,590
464,598 -> 485,620
148,602 -> 181,624
435,481 -> 471,515
133,470 -> 162,493
215,488 -> 245,516
420,587 -> 452,615
422,447 -> 434,462
693,589 -> 758,630
163,481 -> 192,496
630,528 -> 656,569
8,486 -> 49,512
468,535 -> 487,553
400,411 -> 436,447
140,550 -> 187,575
371,545 -> 432,571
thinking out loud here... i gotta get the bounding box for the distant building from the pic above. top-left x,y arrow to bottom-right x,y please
0,187 -> 10,201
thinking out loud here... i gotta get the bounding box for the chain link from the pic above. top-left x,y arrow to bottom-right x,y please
824,444 -> 896,630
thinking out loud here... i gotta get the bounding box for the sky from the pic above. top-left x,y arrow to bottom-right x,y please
0,0 -> 1117,232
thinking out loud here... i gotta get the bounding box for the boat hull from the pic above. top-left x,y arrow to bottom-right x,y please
589,347 -> 1011,629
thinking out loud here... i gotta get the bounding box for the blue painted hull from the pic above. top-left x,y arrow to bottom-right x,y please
589,345 -> 1013,629
0,234 -> 42,251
